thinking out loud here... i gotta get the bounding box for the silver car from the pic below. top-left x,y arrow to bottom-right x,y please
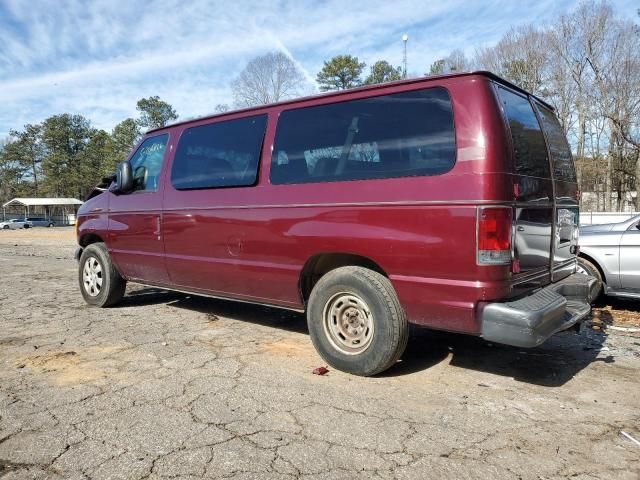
0,219 -> 32,230
578,214 -> 640,299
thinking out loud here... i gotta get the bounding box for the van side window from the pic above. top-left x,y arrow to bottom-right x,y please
270,87 -> 456,185
171,114 -> 267,190
535,104 -> 577,182
129,134 -> 169,192
496,87 -> 550,179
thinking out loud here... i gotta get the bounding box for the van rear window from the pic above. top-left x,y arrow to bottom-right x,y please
535,104 -> 577,182
270,87 -> 456,185
496,87 -> 550,179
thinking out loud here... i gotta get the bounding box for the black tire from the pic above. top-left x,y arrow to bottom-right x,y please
307,266 -> 408,376
48,223 -> 54,227
577,257 -> 603,299
2,225 -> 8,230
78,242 -> 126,307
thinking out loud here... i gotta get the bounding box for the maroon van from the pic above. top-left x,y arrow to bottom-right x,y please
76,71 -> 599,376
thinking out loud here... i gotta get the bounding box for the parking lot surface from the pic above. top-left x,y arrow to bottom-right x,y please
1,228 -> 639,479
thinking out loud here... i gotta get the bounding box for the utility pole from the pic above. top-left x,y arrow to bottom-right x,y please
402,34 -> 408,79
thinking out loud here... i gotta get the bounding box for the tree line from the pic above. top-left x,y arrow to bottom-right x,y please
2,1 -> 637,211
228,1 -> 640,212
429,1 -> 640,212
227,53 -> 401,110
0,51 -> 404,203
0,97 -> 177,202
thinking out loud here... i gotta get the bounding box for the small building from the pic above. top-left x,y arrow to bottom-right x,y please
1,197 -> 84,225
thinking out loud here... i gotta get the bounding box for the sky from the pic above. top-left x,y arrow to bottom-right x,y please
0,0 -> 638,139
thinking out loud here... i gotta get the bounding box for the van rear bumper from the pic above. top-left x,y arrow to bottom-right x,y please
479,273 -> 600,348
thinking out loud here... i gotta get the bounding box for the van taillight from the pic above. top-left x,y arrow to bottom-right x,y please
477,207 -> 512,265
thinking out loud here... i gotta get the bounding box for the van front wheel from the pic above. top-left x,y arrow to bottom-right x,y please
78,242 -> 126,307
307,266 -> 408,376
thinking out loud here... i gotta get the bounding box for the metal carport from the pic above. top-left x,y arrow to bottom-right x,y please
2,198 -> 84,225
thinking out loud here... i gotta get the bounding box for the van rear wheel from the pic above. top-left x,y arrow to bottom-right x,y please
78,242 -> 126,307
307,266 -> 408,376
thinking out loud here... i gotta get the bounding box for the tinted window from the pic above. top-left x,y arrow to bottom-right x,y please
270,87 -> 455,185
535,104 -> 577,182
129,134 -> 169,192
496,87 -> 550,178
172,115 -> 267,190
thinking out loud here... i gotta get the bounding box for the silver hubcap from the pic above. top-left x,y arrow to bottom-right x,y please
82,257 -> 103,297
323,292 -> 374,355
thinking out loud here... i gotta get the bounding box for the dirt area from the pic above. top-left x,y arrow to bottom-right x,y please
592,300 -> 640,329
0,226 -> 77,258
0,228 -> 639,479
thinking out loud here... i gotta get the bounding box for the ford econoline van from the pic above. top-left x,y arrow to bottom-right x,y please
76,71 -> 599,376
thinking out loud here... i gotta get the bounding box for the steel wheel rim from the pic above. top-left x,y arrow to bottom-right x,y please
322,292 -> 374,355
82,257 -> 103,297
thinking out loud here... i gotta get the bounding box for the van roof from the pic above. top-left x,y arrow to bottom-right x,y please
146,70 -> 554,134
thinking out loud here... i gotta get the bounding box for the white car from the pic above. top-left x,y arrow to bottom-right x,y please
0,219 -> 32,230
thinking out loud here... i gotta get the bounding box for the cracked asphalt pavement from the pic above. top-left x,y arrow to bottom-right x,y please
1,228 -> 639,479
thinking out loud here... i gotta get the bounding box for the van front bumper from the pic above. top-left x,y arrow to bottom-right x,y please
479,273 -> 600,348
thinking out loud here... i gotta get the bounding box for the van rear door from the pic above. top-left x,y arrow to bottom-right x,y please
533,102 -> 579,282
495,85 -> 580,293
495,85 -> 554,292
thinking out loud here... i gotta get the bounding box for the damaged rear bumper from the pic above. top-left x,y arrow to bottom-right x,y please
479,273 -> 600,348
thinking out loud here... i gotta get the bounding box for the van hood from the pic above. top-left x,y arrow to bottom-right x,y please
78,189 -> 108,215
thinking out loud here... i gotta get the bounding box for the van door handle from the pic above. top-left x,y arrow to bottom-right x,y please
154,216 -> 161,240
517,226 -> 525,232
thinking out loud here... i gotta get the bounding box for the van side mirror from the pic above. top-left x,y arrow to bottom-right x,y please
110,161 -> 133,194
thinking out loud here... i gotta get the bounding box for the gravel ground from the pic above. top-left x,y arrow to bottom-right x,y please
0,227 -> 639,479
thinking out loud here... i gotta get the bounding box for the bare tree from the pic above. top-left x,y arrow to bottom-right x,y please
445,49 -> 469,73
475,25 -> 549,95
549,3 -> 612,205
461,1 -> 640,212
427,49 -> 469,75
232,52 -> 306,108
214,104 -> 231,113
594,16 -> 640,209
554,1 -> 639,210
